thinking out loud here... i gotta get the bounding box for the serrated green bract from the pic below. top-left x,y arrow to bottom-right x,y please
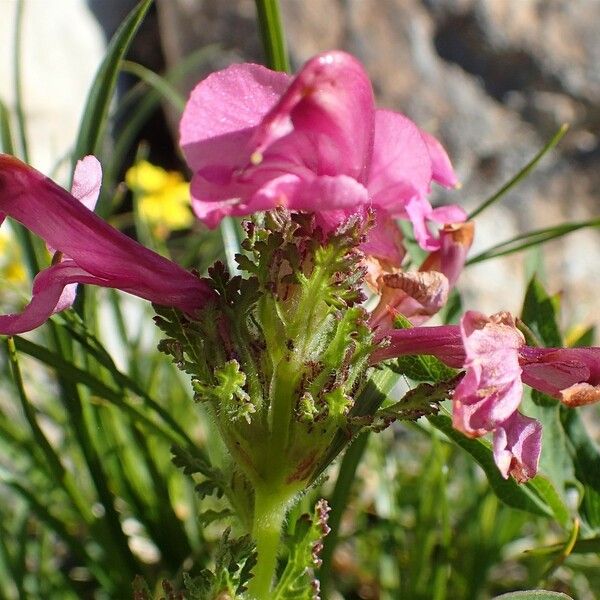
181,529 -> 256,599
272,499 -> 331,600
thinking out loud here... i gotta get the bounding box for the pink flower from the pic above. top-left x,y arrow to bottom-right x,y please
369,221 -> 474,330
0,154 -> 213,335
180,50 -> 465,252
492,411 -> 542,483
371,310 -> 600,481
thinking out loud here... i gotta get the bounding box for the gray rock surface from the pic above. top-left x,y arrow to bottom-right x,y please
157,0 -> 600,328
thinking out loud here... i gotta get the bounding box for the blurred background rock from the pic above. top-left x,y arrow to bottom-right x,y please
1,0 -> 599,328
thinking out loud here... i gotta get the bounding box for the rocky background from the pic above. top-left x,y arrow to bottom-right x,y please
155,0 -> 600,329
2,0 -> 599,329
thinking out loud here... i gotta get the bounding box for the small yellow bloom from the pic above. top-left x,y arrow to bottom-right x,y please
126,161 -> 194,237
0,229 -> 27,285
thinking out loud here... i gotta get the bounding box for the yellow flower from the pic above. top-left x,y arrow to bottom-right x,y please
0,229 -> 27,285
126,161 -> 193,237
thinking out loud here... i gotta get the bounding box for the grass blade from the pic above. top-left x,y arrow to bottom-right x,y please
255,0 -> 290,72
0,99 -> 16,155
12,0 -> 29,161
467,218 -> 600,265
468,124 -> 569,220
72,0 -> 153,165
121,60 -> 186,112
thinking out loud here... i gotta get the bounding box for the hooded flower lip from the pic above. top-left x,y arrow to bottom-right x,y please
180,50 -> 465,251
0,154 -> 214,335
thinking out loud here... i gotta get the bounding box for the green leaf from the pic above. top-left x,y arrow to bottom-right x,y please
12,335 -> 189,450
492,592 -> 573,600
561,409 -> 600,528
120,60 -> 186,112
368,376 -> 459,432
521,276 -> 562,347
428,414 -> 554,518
273,499 -> 330,600
520,390 -> 574,522
527,535 -> 600,556
391,353 -> 458,384
72,0 -> 153,165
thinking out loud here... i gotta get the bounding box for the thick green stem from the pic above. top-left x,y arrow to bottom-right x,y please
247,487 -> 290,600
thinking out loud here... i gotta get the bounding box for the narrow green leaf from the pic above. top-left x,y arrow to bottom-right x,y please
72,0 -> 153,165
12,0 -> 29,161
120,60 -> 186,112
493,592 -> 573,600
12,335 -> 191,450
468,124 -> 569,220
521,390 -> 574,520
528,535 -> 600,556
254,0 -> 290,72
428,414 -> 554,518
467,218 -> 600,265
0,99 -> 15,154
4,337 -> 95,523
561,409 -> 600,528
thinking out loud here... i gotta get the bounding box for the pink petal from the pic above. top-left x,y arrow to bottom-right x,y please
180,63 -> 291,173
370,323 -> 465,366
404,196 -> 439,251
453,311 -> 525,436
420,221 -> 474,287
253,51 -> 375,183
493,411 -> 542,482
71,155 -> 102,211
0,155 -> 213,330
520,347 -> 600,407
0,260 -> 107,335
182,52 -> 376,227
361,209 -> 405,266
367,110 -> 431,210
429,204 -> 467,224
419,129 -> 459,188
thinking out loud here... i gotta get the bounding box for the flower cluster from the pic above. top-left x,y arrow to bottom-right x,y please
1,50 -> 599,486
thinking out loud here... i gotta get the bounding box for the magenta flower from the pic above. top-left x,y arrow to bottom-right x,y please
0,154 -> 213,335
371,310 -> 600,481
180,50 -> 465,253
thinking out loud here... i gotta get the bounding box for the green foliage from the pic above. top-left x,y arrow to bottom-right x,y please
182,529 -> 256,599
72,0 -> 153,168
521,277 -> 563,347
273,500 -> 331,600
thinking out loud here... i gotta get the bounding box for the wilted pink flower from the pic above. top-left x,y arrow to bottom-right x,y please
0,154 -> 213,334
180,50 -> 465,252
369,221 -> 474,329
371,310 -> 600,481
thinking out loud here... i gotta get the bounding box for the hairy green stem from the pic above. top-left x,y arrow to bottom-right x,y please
247,487 -> 290,599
